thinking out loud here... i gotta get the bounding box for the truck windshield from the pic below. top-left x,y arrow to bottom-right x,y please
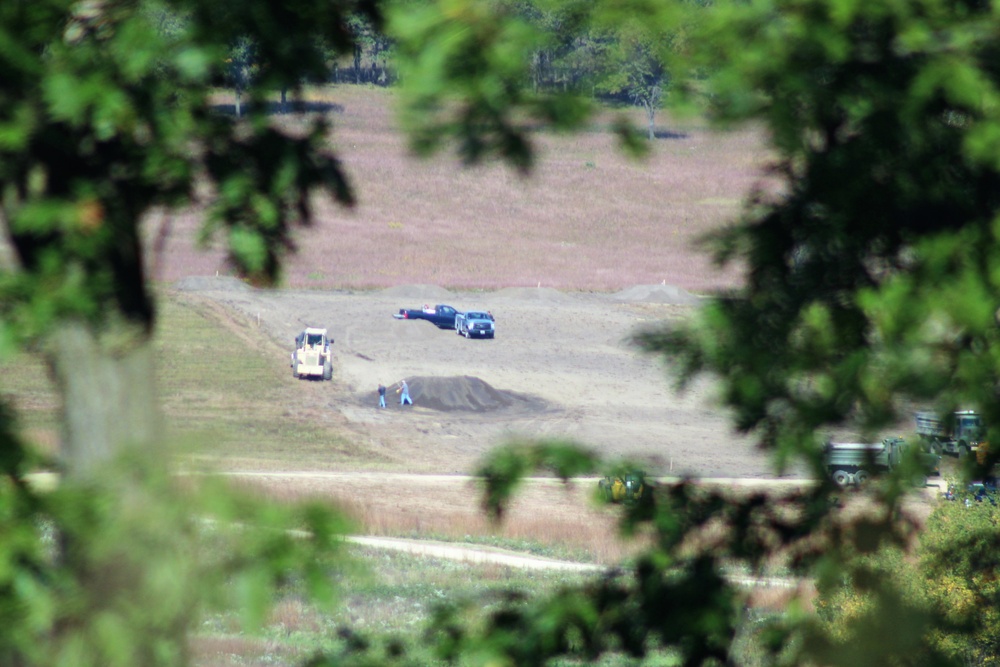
307,334 -> 324,347
959,416 -> 981,432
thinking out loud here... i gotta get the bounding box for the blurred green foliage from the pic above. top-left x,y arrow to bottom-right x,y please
816,498 -> 1000,667
390,0 -> 1000,664
0,446 -> 353,666
4,0 -> 1000,665
0,1 -> 373,665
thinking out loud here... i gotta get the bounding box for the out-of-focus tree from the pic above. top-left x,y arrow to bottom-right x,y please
227,35 -> 259,117
381,0 -> 1000,664
8,0 -> 1000,664
0,0 -> 368,663
654,0 -> 1000,464
595,21 -> 668,139
0,0 -> 367,476
817,497 -> 1000,667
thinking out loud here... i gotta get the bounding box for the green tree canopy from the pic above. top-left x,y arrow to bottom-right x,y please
624,0 -> 1000,478
389,0 -> 1000,663
0,1 -> 372,663
5,0 -> 1000,665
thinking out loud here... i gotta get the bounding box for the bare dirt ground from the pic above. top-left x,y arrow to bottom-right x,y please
174,276 -> 788,481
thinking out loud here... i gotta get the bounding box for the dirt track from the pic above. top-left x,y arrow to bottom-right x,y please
175,277 -> 787,480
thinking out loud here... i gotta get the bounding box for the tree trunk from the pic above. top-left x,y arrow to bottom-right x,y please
280,86 -> 288,114
646,102 -> 656,140
235,86 -> 242,117
44,320 -> 190,667
48,321 -> 161,480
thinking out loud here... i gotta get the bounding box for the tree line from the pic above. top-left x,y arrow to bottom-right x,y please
218,0 -> 677,138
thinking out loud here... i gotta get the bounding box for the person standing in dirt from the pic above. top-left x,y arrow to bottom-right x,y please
397,379 -> 412,406
377,382 -> 386,409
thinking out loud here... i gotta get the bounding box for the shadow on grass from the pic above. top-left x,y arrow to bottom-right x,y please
211,101 -> 345,116
524,123 -> 689,140
653,129 -> 688,140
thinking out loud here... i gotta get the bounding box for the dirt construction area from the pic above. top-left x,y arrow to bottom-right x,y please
175,276 -> 788,481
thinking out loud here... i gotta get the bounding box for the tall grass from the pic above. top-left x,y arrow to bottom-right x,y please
154,85 -> 770,294
233,476 -> 645,565
193,545 -> 598,666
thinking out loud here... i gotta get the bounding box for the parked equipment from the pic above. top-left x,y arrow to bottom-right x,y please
599,472 -> 648,505
915,409 -> 984,458
824,437 -> 939,486
291,327 -> 333,380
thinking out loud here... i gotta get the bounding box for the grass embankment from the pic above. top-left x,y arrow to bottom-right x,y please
154,294 -> 362,468
0,292 -> 355,466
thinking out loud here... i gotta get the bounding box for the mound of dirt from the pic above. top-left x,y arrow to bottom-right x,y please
173,276 -> 253,293
379,285 -> 455,300
611,284 -> 702,306
405,376 -> 542,413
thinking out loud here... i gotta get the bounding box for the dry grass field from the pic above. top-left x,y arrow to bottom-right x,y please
152,85 -> 771,293
4,85 -> 818,666
142,87 -> 806,564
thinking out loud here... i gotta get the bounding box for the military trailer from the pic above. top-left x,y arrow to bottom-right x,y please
291,327 -> 333,380
824,437 -> 939,486
915,409 -> 984,458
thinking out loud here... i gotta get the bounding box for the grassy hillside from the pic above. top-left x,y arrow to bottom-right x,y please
154,294 -> 369,469
0,293 -> 366,470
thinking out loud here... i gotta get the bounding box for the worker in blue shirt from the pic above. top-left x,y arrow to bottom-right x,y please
397,379 -> 412,406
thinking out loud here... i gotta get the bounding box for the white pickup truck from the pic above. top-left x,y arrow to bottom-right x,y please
454,311 -> 495,339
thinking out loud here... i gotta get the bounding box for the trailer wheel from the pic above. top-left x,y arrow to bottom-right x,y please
854,470 -> 871,485
832,469 -> 851,486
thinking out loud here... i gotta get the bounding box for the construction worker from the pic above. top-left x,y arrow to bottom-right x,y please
397,379 -> 412,406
